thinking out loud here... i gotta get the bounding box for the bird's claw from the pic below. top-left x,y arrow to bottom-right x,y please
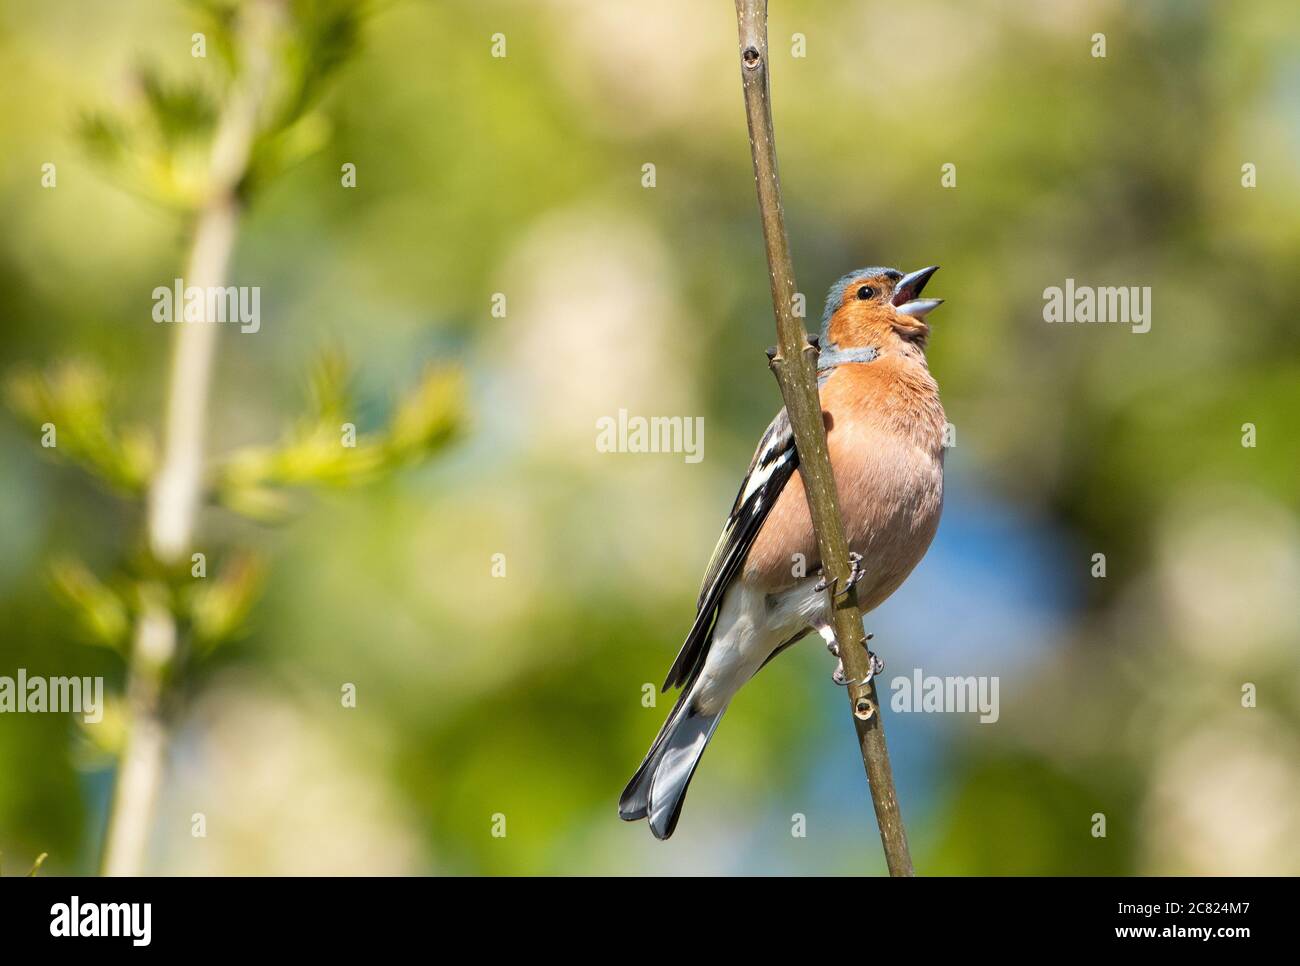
829,633 -> 882,687
813,553 -> 866,601
845,552 -> 865,594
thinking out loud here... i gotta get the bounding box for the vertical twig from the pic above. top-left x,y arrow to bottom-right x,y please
100,1 -> 278,876
733,0 -> 914,875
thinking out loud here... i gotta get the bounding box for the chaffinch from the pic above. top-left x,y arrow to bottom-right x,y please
619,265 -> 947,839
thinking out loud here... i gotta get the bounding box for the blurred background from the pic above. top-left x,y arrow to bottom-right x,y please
1,0 -> 1297,875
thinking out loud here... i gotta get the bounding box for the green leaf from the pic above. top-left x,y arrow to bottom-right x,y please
5,361 -> 156,494
47,556 -> 130,651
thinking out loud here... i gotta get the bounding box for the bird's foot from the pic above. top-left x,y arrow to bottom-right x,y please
832,658 -> 848,685
843,552 -> 865,597
829,632 -> 880,686
820,625 -> 846,683
813,553 -> 865,601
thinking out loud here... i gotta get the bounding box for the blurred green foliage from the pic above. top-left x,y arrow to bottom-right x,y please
2,0 -> 466,872
6,362 -> 155,494
80,0 -> 370,209
217,353 -> 464,517
0,850 -> 49,877
0,0 -> 1297,874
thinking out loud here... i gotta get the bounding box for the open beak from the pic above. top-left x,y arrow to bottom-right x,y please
892,265 -> 943,319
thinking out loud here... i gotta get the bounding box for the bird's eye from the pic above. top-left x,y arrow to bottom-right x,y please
856,285 -> 875,300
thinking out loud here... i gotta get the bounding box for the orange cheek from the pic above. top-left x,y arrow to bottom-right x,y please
828,307 -> 875,347
827,310 -> 857,345
830,301 -> 909,348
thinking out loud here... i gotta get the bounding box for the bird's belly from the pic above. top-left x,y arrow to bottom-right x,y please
741,425 -> 944,605
839,436 -> 944,612
693,572 -> 837,713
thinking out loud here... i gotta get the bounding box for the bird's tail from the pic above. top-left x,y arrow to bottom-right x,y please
618,683 -> 724,840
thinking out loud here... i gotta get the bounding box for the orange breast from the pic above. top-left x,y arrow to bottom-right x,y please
741,359 -> 946,607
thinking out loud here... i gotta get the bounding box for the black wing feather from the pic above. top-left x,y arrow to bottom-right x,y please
661,408 -> 798,691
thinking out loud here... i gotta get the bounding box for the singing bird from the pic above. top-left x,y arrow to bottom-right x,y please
619,265 -> 947,839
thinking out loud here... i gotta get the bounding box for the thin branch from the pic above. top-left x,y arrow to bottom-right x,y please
733,0 -> 914,876
100,1 -> 279,877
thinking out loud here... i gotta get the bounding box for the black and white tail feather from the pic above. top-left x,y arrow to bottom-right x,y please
619,408 -> 798,839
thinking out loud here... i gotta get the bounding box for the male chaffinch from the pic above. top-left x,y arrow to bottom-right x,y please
619,265 -> 946,839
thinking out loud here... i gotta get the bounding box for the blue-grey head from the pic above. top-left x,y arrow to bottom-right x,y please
819,265 -> 943,354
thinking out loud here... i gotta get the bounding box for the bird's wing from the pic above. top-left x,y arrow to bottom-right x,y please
661,407 -> 798,691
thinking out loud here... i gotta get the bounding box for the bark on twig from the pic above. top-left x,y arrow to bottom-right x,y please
733,0 -> 914,876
